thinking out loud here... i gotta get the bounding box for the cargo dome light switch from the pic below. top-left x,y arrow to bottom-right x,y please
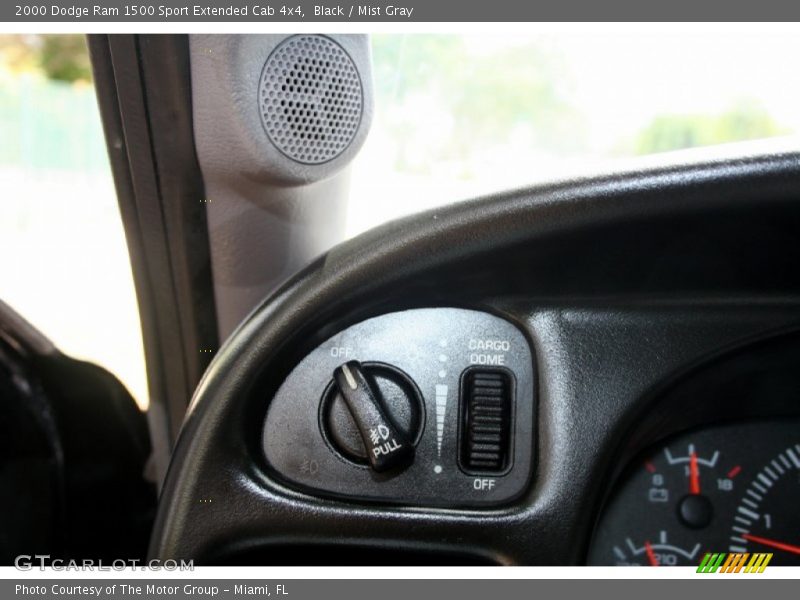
459,367 -> 514,474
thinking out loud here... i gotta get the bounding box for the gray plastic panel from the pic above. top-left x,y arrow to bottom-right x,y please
262,308 -> 535,506
189,34 -> 374,340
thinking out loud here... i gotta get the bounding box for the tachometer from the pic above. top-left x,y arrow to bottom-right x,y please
729,444 -> 800,564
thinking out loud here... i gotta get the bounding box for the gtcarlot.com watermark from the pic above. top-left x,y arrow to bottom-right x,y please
14,555 -> 194,571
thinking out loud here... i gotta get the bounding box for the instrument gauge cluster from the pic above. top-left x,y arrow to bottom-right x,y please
588,420 -> 800,566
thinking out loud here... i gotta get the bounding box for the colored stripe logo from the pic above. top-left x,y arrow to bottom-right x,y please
697,552 -> 772,573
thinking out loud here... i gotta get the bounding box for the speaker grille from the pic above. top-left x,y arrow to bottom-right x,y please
259,35 -> 363,165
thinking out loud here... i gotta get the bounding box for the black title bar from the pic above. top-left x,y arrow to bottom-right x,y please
5,0 -> 800,22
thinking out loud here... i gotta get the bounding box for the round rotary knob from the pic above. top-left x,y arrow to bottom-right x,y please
320,361 -> 423,472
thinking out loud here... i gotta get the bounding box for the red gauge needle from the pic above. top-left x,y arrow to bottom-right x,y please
688,451 -> 701,495
644,540 -> 659,566
742,533 -> 800,556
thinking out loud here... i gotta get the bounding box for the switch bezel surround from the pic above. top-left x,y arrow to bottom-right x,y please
262,307 -> 536,507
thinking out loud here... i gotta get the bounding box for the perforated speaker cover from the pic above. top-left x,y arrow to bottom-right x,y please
258,35 -> 364,165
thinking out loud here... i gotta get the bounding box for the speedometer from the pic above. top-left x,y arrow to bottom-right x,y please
588,420 -> 800,566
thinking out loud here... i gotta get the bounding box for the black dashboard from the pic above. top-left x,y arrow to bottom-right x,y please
148,146 -> 800,565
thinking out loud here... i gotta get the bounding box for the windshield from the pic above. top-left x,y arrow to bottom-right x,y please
347,31 -> 800,236
2,31 -> 798,412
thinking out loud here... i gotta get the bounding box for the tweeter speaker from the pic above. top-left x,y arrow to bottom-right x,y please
259,35 -> 364,165
190,34 -> 373,187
